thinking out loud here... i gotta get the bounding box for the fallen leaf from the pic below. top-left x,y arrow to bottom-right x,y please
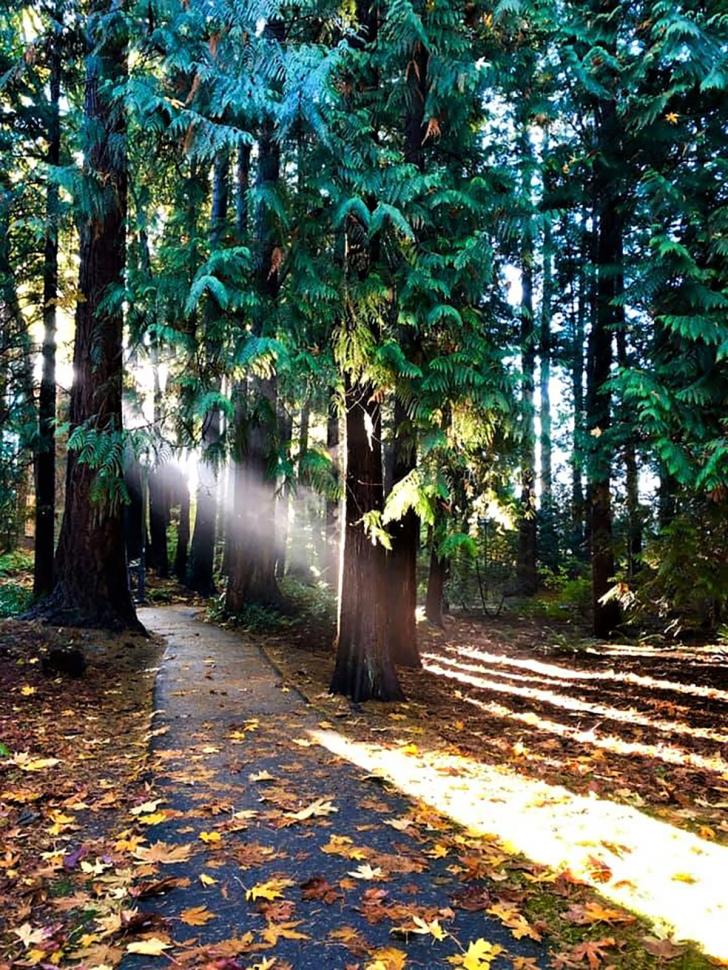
181,905 -> 216,926
260,920 -> 310,945
348,863 -> 384,881
246,878 -> 294,901
134,841 -> 192,864
126,938 -> 171,956
447,938 -> 504,969
284,798 -> 338,822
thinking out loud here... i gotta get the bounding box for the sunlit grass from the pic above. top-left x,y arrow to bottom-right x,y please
310,728 -> 728,961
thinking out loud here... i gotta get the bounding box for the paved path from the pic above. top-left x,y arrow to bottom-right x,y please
122,606 -> 548,969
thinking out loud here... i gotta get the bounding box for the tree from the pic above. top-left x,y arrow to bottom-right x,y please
31,0 -> 140,630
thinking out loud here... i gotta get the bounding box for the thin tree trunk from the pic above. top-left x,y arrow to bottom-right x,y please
325,394 -> 341,586
387,397 -> 420,665
539,201 -> 556,570
571,217 -> 587,557
616,325 -> 642,576
173,476 -> 190,580
30,3 -> 140,630
588,101 -> 621,637
517,209 -> 538,595
33,13 -> 61,598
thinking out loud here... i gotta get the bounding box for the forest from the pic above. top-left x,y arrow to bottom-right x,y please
0,0 -> 727,968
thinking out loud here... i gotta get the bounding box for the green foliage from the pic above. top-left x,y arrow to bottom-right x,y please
0,549 -> 32,617
623,503 -> 728,633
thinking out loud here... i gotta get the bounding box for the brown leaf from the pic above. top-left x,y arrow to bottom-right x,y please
642,937 -> 685,960
131,877 -> 191,899
301,876 -> 342,904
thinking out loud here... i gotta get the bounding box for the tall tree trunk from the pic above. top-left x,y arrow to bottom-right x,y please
330,0 -> 403,702
616,325 -> 642,577
325,394 -> 341,586
148,339 -> 169,576
123,456 -> 145,563
539,202 -> 556,570
385,28 -> 428,668
225,23 -> 284,612
570,217 -> 587,557
33,13 -> 62,598
588,102 -> 621,638
187,154 -> 229,595
387,398 -> 420,665
274,403 -> 292,579
148,467 -> 170,576
173,476 -> 190,580
31,2 -> 140,630
331,375 -> 404,701
517,204 -> 538,595
223,145 -> 252,579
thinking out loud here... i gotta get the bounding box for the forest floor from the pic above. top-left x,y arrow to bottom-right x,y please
0,600 -> 727,970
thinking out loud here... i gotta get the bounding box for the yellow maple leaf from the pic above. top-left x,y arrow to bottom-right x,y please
321,834 -> 368,860
199,830 -> 222,844
665,111 -> 679,124
366,948 -> 407,970
245,877 -> 294,901
181,905 -> 216,926
138,811 -> 168,826
448,939 -> 504,970
199,873 -> 217,886
260,921 -> 310,944
20,685 -> 36,696
126,938 -> 171,956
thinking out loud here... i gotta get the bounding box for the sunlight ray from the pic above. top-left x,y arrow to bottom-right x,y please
437,643 -> 728,704
310,729 -> 728,961
458,692 -> 728,775
421,654 -> 728,745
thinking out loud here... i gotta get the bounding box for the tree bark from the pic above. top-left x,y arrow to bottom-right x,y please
616,326 -> 642,576
330,0 -> 403,702
30,2 -> 141,630
331,376 -> 404,701
570,216 -> 588,557
33,12 -> 62,599
588,101 -> 621,638
173,476 -> 190,580
148,466 -> 170,576
517,202 -> 538,595
386,398 -> 420,666
384,26 -> 428,667
324,394 -> 341,587
538,198 -> 556,570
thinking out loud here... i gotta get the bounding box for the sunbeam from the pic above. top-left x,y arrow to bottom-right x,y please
310,729 -> 728,961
